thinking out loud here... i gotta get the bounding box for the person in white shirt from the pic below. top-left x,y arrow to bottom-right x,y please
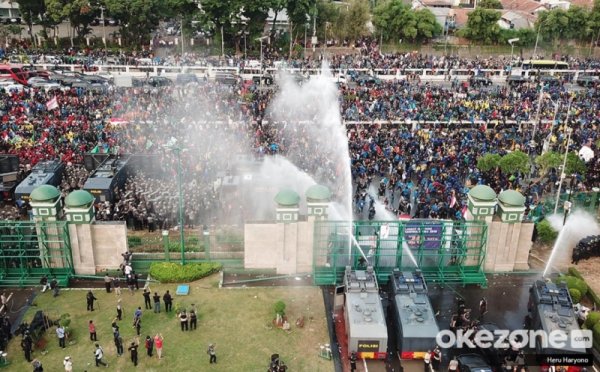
448,357 -> 458,372
63,356 -> 73,372
424,350 -> 432,372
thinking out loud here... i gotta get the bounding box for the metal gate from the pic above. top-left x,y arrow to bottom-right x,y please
313,219 -> 488,287
0,221 -> 73,287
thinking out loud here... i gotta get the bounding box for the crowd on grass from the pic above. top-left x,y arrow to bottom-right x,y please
1,45 -> 600,226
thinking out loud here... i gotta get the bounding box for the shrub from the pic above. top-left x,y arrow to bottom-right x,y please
128,236 -> 142,247
536,220 -> 558,244
149,262 -> 222,283
585,311 -> 600,328
555,275 -> 589,297
593,322 -> 600,345
274,300 -> 286,317
569,288 -> 582,304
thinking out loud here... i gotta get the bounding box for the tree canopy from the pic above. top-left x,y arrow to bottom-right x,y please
372,0 -> 441,42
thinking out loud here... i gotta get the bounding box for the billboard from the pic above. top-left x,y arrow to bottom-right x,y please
404,220 -> 444,250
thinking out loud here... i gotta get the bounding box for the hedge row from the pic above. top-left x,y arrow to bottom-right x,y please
149,262 -> 222,283
554,275 -> 589,298
568,267 -> 600,308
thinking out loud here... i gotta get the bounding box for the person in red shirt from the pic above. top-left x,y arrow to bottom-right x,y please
89,320 -> 97,341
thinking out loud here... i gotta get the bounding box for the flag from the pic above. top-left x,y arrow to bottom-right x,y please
46,96 -> 59,111
90,145 -> 99,154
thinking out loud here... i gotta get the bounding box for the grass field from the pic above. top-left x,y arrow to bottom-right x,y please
6,274 -> 333,372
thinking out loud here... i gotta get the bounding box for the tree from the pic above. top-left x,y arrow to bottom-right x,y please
460,7 -> 501,44
565,6 -> 591,41
565,152 -> 587,176
477,153 -> 501,172
341,0 -> 370,43
478,0 -> 502,9
45,0 -> 98,39
499,150 -> 530,175
316,0 -> 342,41
104,0 -> 167,46
536,8 -> 569,45
413,8 -> 442,41
535,151 -> 562,177
373,0 -> 441,42
12,0 -> 45,41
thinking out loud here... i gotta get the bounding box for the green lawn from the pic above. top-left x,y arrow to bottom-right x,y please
6,275 -> 333,372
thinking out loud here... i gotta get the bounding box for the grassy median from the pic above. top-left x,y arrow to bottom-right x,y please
6,274 -> 332,371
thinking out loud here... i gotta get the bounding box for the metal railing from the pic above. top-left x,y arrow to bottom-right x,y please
31,63 -> 596,81
313,219 -> 488,287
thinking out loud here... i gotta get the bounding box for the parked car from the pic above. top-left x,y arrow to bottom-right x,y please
175,73 -> 199,85
456,353 -> 494,372
506,75 -> 529,86
147,76 -> 173,87
354,74 -> 381,85
576,75 -> 599,87
538,75 -> 560,86
215,73 -> 237,85
469,75 -> 493,87
0,80 -> 25,92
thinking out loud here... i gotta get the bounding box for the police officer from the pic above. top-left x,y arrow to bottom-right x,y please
143,290 -> 151,310
21,332 -> 33,362
86,291 -> 97,311
129,340 -> 139,366
190,310 -> 197,330
350,352 -> 357,372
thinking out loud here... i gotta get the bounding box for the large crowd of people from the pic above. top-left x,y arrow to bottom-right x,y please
1,41 -> 600,227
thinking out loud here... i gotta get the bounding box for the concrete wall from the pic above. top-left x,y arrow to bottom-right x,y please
90,222 -> 127,271
68,223 -> 95,275
485,219 -> 534,272
244,218 -> 315,274
68,221 -> 127,274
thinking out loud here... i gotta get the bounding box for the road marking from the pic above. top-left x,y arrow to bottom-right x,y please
592,364 -> 598,372
363,358 -> 369,372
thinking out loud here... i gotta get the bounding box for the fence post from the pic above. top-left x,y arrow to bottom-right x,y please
203,227 -> 211,261
162,230 -> 170,262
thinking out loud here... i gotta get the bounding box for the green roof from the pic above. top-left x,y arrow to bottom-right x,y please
274,189 -> 300,206
306,185 -> 331,201
469,185 -> 497,201
30,185 -> 60,202
498,190 -> 526,206
65,190 -> 95,208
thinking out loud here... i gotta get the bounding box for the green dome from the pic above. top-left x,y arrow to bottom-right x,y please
469,185 -> 497,201
274,189 -> 300,206
306,185 -> 331,201
65,190 -> 95,208
30,185 -> 60,202
498,190 -> 526,206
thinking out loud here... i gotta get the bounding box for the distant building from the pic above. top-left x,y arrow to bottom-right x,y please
498,10 -> 536,29
0,0 -> 20,19
500,0 -> 546,15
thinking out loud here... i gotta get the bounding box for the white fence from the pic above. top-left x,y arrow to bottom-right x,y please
32,63 -> 597,81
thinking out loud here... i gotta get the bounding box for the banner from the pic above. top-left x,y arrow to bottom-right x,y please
404,221 -> 443,250
46,96 -> 59,110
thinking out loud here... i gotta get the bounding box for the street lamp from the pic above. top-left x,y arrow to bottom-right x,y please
164,143 -> 186,265
508,38 -> 519,72
256,35 -> 269,80
99,5 -> 106,46
554,127 -> 572,215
